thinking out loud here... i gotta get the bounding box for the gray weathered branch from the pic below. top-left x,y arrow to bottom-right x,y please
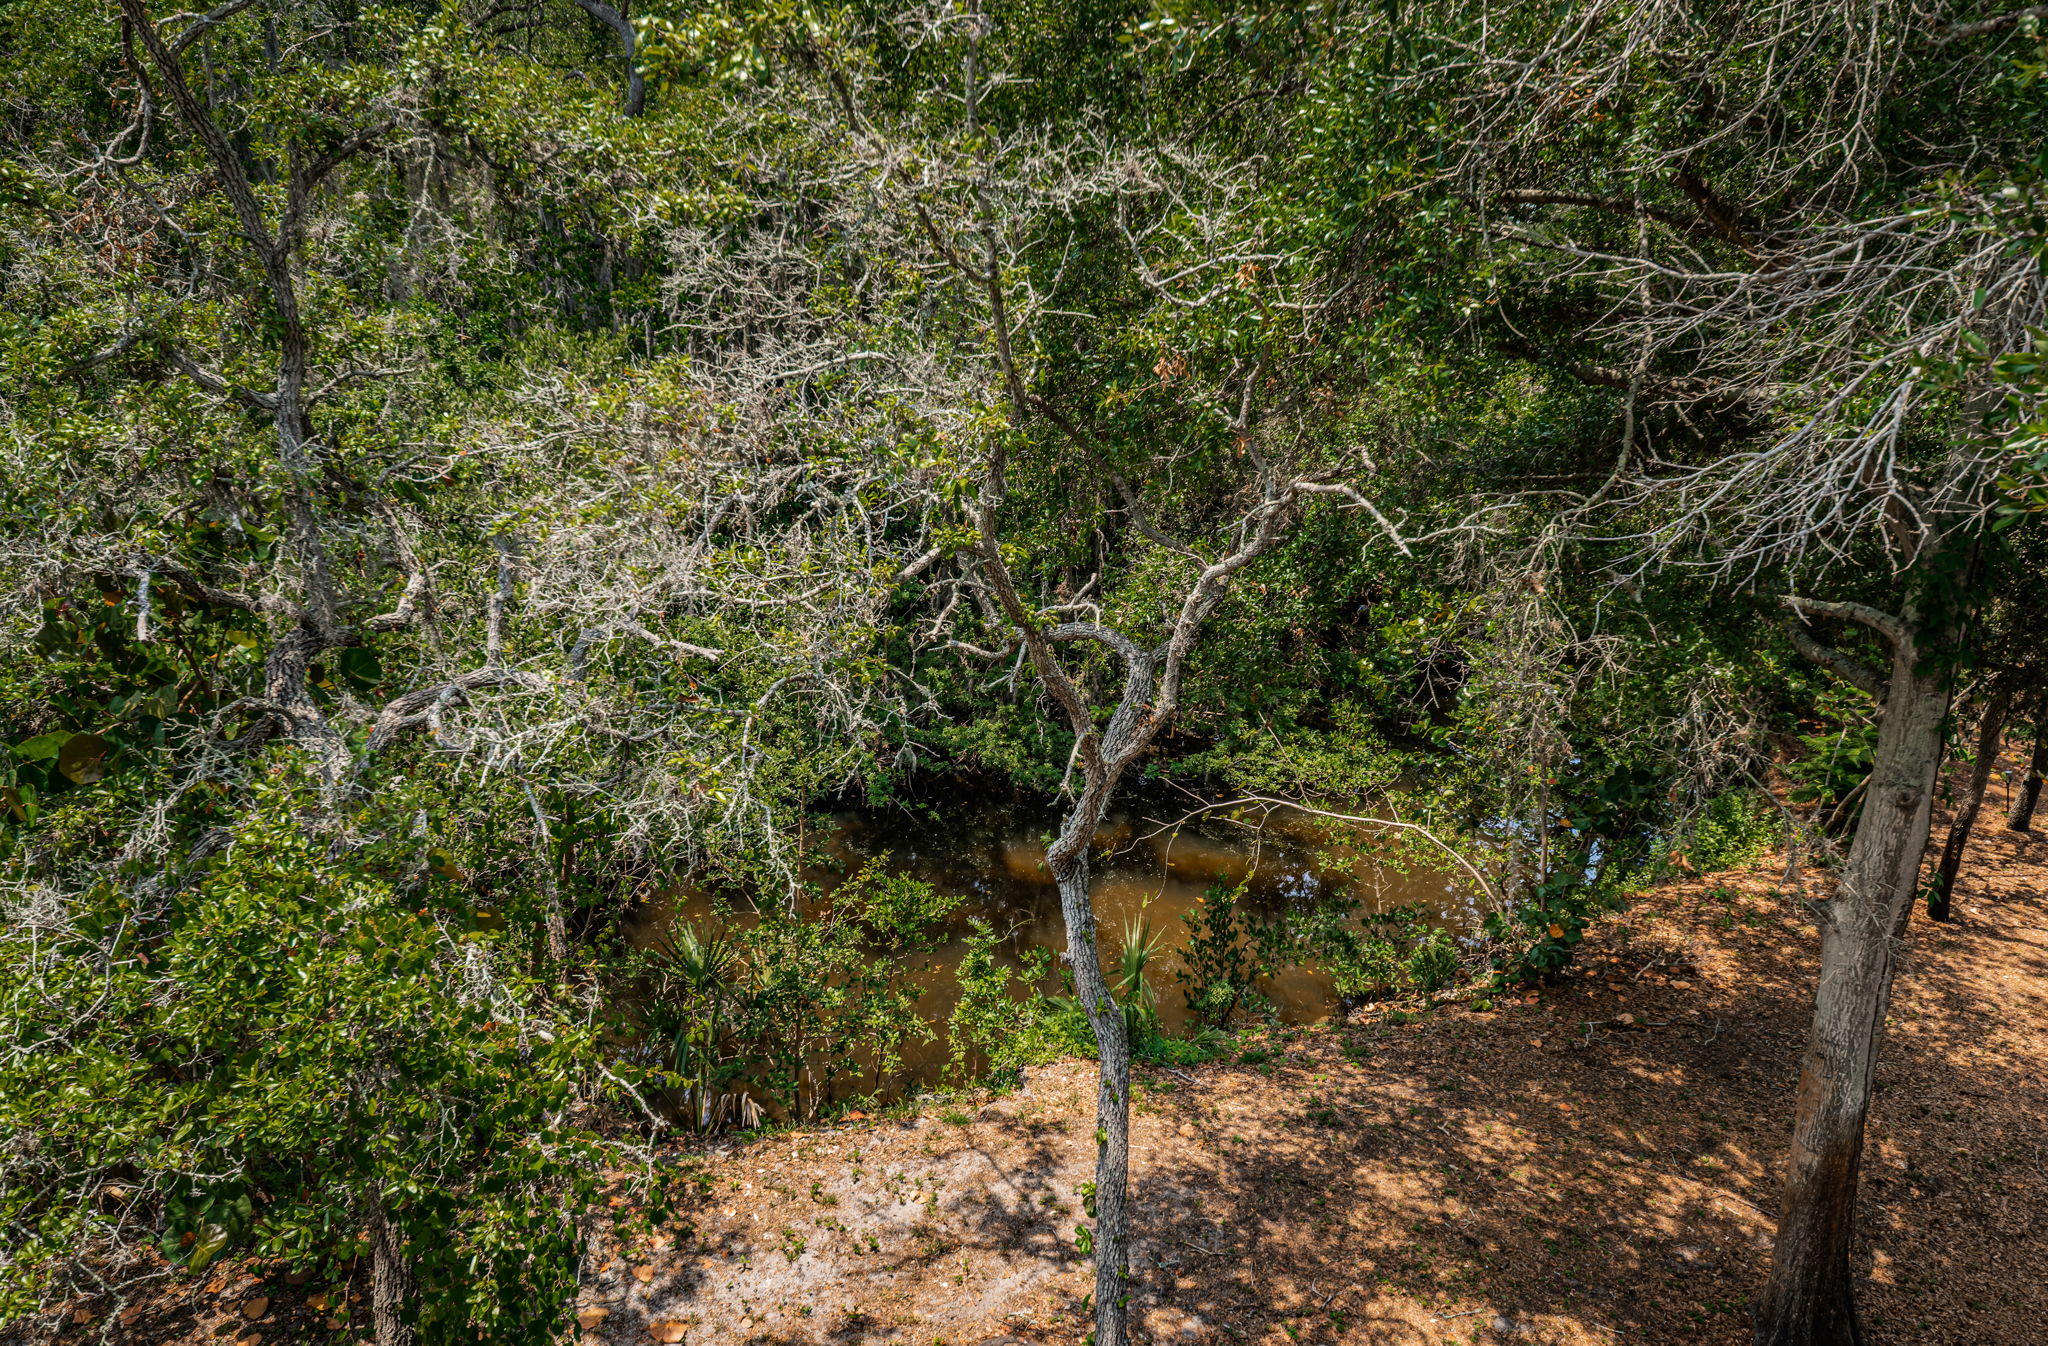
1783,615 -> 1890,703
1781,594 -> 1910,649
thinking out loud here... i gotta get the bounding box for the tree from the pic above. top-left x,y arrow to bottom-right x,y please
633,8 -> 1435,1339
1929,684 -> 2012,921
1280,2 -> 2048,1338
1,2 -> 934,1335
569,0 -> 647,115
2009,690 -> 2048,830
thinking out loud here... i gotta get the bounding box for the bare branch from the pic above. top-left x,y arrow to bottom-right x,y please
1937,4 -> 2048,43
1783,616 -> 1890,702
164,0 -> 261,57
164,347 -> 276,412
1155,793 -> 1502,908
363,668 -> 545,755
1781,594 -> 1910,649
361,570 -> 428,633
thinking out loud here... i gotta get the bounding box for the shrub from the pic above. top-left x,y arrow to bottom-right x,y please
1325,905 -> 1468,1001
0,776 -> 650,1342
1174,881 -> 1291,1030
1682,790 -> 1781,872
945,919 -> 1072,1079
731,859 -> 961,1118
1485,853 -> 1598,988
1786,721 -> 1879,812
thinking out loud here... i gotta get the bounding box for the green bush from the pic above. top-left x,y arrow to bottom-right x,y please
1138,1025 -> 1233,1067
1324,905 -> 1468,1001
637,859 -> 961,1121
1484,854 -> 1596,988
1786,722 -> 1879,813
946,919 -> 1075,1079
1174,881 -> 1292,1030
1683,791 -> 1780,872
0,775 -> 652,1342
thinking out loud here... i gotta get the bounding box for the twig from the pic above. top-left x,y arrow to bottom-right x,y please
1145,793 -> 1501,907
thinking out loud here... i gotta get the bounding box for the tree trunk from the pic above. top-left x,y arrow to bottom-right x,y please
2007,702 -> 2045,831
1927,687 -> 2009,921
1049,835 -> 1132,1346
570,0 -> 646,116
368,1183 -> 417,1346
1753,641 -> 1951,1346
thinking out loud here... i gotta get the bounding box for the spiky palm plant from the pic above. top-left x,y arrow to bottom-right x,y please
1114,915 -> 1166,1047
647,922 -> 746,1131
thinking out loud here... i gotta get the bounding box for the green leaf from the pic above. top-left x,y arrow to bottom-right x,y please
56,732 -> 111,785
186,1223 -> 231,1273
13,731 -> 69,761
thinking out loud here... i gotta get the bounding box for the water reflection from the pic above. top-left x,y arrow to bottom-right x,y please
627,796 -> 1480,1098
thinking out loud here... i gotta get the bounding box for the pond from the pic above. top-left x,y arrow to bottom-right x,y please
624,792 -> 1485,1107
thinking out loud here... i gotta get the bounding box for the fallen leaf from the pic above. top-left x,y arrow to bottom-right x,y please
242,1295 -> 270,1319
307,1292 -> 330,1312
632,1265 -> 654,1284
576,1306 -> 610,1329
119,1306 -> 144,1327
325,1319 -> 344,1331
649,1319 -> 687,1343
71,1309 -> 92,1325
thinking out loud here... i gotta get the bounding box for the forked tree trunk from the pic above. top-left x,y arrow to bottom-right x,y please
1927,687 -> 2008,922
2008,701 -> 2046,830
368,1184 -> 417,1346
1048,799 -> 1133,1346
1753,638 -> 1951,1346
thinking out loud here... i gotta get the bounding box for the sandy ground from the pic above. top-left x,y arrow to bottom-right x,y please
577,773 -> 2046,1346
40,758 -> 2048,1346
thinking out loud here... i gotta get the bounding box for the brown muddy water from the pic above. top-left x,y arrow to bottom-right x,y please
624,798 -> 1483,1102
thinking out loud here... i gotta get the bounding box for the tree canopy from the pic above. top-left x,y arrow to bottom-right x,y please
5,3 -> 2047,1344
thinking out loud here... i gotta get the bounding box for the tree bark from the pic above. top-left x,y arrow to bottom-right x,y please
1927,687 -> 2009,921
2007,698 -> 2046,830
570,0 -> 645,116
1753,627 -> 1951,1346
368,1183 -> 417,1346
121,0 -> 390,802
1050,838 -> 1131,1346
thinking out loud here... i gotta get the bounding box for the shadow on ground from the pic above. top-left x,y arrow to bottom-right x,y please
595,760 -> 2048,1346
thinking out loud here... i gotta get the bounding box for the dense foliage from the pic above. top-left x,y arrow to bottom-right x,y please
6,1 -> 2048,1343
